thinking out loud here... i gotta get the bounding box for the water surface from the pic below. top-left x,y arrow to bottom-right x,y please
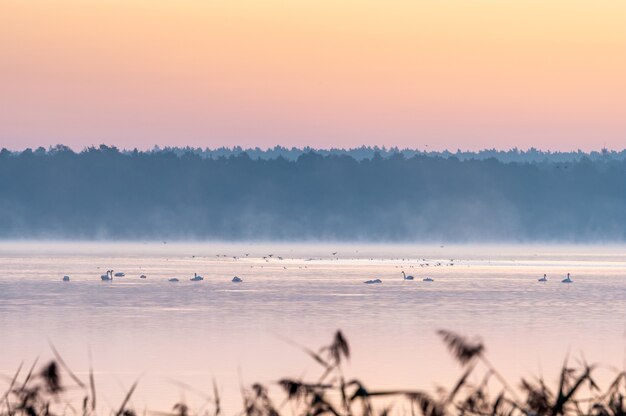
0,242 -> 625,412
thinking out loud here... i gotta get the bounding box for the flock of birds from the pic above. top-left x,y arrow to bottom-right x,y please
363,272 -> 574,284
364,271 -> 435,284
62,270 -> 244,283
539,273 -> 574,283
60,269 -> 575,284
57,251 -> 577,285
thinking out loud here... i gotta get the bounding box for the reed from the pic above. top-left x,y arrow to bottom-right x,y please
1,330 -> 624,416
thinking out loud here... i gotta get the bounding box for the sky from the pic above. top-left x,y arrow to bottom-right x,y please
1,0 -> 625,151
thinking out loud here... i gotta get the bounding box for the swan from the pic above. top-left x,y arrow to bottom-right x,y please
62,275 -> 70,282
232,276 -> 243,283
364,279 -> 382,284
140,275 -> 147,279
538,274 -> 548,282
190,273 -> 204,282
422,277 -> 434,282
114,272 -> 125,277
168,278 -> 179,282
561,273 -> 573,283
401,271 -> 414,280
101,270 -> 113,281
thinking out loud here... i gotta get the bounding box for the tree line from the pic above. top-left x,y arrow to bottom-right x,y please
1,145 -> 625,241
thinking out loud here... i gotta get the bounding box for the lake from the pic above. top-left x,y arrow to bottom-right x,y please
0,242 -> 625,413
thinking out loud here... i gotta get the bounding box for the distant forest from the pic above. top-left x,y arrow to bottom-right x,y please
1,144 -> 626,241
71,145 -> 626,163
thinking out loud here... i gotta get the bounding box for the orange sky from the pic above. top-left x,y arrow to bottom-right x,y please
1,0 -> 625,150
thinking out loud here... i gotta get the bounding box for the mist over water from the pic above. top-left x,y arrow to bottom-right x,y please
0,242 -> 624,412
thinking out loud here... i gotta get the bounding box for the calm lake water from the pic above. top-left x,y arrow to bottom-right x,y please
1,242 -> 625,412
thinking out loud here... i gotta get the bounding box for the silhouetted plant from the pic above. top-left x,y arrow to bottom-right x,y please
39,362 -> 61,395
1,330 -> 625,416
436,331 -> 484,366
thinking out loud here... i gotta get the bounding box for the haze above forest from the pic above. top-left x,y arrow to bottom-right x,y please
1,145 -> 625,241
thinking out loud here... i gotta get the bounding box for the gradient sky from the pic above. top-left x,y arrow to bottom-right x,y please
1,0 -> 625,151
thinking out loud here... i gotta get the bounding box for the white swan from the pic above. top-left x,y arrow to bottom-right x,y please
538,274 -> 548,282
101,270 -> 113,281
422,277 -> 434,282
232,276 -> 243,283
364,279 -> 382,284
561,273 -> 573,283
190,273 -> 204,281
401,271 -> 414,280
62,275 -> 70,282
